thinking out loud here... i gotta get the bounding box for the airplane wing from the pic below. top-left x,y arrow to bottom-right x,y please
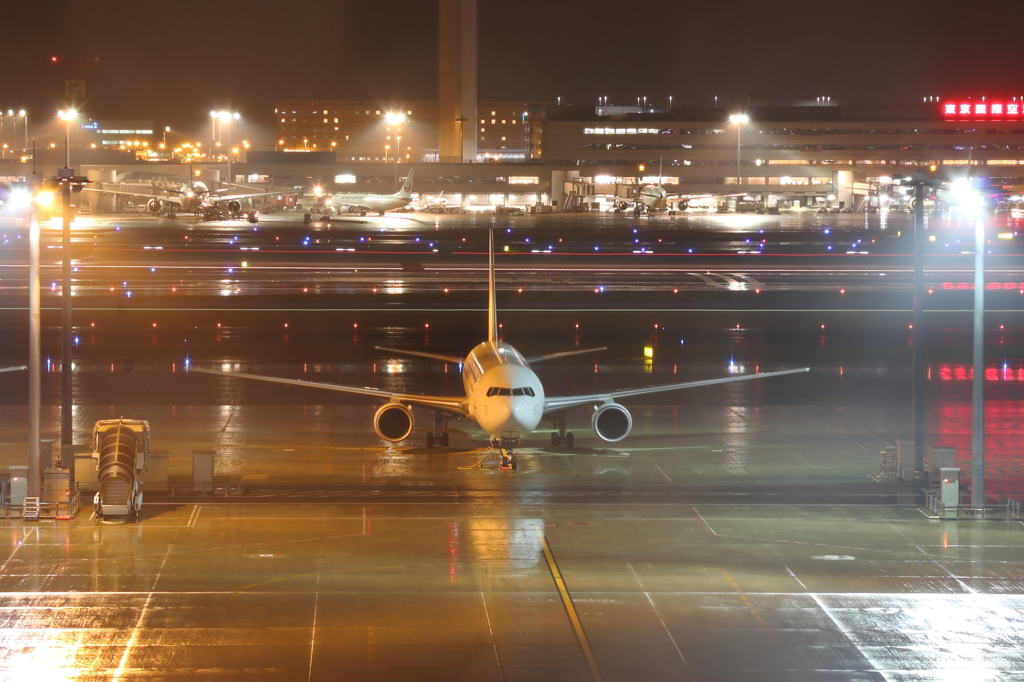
542,368 -> 809,416
374,346 -> 463,364
0,365 -> 27,373
81,187 -> 185,206
188,367 -> 469,417
214,191 -> 295,202
525,347 -> 607,364
665,192 -> 746,204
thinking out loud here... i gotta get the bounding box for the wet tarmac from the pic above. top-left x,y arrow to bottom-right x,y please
0,211 -> 1022,680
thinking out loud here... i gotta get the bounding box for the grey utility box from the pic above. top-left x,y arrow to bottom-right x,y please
9,466 -> 27,507
147,451 -> 169,491
75,455 -> 98,488
192,450 -> 215,493
42,468 -> 70,504
940,468 -> 961,519
927,447 -> 957,483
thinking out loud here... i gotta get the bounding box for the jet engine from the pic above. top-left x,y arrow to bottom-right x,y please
374,403 -> 414,442
225,200 -> 242,213
592,402 -> 632,442
146,199 -> 163,214
615,200 -> 631,211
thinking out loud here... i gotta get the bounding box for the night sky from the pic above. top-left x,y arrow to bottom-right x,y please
2,0 -> 1021,144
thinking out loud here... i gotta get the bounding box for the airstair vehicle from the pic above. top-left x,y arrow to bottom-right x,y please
91,419 -> 150,520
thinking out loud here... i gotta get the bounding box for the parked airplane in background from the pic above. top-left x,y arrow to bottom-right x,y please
328,169 -> 414,216
191,230 -> 807,468
85,179 -> 284,220
614,183 -> 734,214
610,159 -> 741,212
0,366 -> 26,374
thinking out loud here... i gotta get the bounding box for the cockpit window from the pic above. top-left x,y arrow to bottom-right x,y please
488,386 -> 534,397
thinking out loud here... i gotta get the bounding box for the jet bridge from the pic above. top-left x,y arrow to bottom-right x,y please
92,419 -> 150,520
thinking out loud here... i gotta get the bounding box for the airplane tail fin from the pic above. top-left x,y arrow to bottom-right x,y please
488,228 -> 497,344
394,169 -> 414,199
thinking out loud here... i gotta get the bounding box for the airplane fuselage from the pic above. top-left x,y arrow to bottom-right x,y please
638,184 -> 669,211
463,340 -> 544,442
331,193 -> 411,213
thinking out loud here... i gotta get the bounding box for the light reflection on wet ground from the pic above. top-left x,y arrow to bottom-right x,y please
0,212 -> 1022,679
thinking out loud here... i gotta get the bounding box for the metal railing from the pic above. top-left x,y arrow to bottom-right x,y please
997,493 -> 1022,520
922,490 -> 1023,520
168,475 -> 244,497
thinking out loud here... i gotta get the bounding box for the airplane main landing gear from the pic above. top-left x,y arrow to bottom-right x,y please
548,412 -> 574,448
425,412 -> 456,448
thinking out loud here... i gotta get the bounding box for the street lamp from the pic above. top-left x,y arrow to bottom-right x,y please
395,134 -> 402,186
22,110 -> 28,152
11,184 -> 51,496
210,111 -> 218,157
221,112 -> 239,181
58,109 -> 76,167
385,111 -> 406,180
951,178 -> 989,512
729,113 -> 748,190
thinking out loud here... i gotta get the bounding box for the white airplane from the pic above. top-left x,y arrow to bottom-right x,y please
609,160 -> 743,214
0,366 -> 27,374
84,179 -> 284,219
190,230 -> 807,468
328,169 -> 414,216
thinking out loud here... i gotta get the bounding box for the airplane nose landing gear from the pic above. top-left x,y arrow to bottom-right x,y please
492,436 -> 519,470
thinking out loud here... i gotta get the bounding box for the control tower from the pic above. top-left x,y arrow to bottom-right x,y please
438,0 -> 477,163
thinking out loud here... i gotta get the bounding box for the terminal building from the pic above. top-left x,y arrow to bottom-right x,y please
245,98 -> 1024,212
13,98 -> 1024,213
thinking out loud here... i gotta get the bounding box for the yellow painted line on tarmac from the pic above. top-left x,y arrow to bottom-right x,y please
723,571 -> 768,629
536,528 -> 602,682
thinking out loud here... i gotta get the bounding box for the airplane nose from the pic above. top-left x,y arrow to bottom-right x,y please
481,399 -> 540,439
511,399 -> 541,433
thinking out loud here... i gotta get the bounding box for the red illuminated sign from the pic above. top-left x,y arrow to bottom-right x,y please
943,101 -> 1022,119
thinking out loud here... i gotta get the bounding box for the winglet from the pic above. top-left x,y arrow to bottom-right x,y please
488,228 -> 497,344
394,168 -> 415,199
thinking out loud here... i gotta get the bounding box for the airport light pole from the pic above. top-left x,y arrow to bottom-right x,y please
58,109 -> 76,167
27,182 -> 49,496
219,112 -> 239,184
911,174 -> 926,472
386,111 -> 405,182
971,208 -> 986,511
52,168 -> 91,454
396,135 -> 402,186
210,111 -> 218,160
729,114 -> 748,191
962,182 -> 988,512
23,110 -> 28,151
